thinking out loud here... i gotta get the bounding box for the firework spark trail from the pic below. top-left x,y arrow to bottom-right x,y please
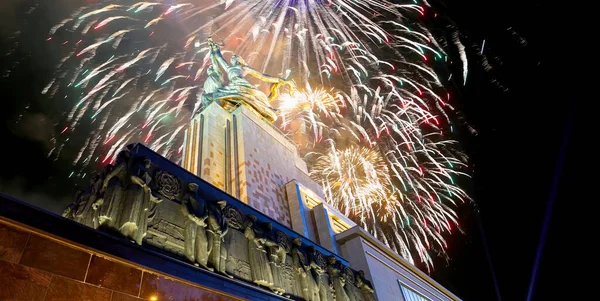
40,0 -> 472,269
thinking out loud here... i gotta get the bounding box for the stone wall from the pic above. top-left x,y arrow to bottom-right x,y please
0,220 -> 235,301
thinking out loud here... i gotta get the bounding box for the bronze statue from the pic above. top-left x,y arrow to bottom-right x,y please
199,46 -> 224,111
181,183 -> 211,271
207,200 -> 233,278
244,215 -> 274,287
206,37 -> 295,123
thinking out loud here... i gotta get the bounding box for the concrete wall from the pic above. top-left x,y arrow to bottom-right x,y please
337,228 -> 461,301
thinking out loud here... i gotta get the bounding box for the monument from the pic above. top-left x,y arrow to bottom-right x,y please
61,38 -> 376,301
43,38 -> 463,301
182,38 -> 322,228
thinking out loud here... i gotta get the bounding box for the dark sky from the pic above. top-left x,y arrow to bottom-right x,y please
0,1 -> 572,300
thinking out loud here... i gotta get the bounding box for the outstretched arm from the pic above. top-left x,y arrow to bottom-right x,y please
243,66 -> 281,84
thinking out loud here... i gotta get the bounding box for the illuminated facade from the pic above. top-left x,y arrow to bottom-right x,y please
181,103 -> 461,301
0,103 -> 460,301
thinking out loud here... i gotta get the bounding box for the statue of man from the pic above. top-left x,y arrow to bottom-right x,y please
181,183 -> 211,271
207,200 -> 233,278
207,37 -> 295,123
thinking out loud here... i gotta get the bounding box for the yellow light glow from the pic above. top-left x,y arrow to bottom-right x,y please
150,297 -> 157,301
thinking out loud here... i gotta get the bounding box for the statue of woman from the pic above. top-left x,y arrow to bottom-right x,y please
244,215 -> 274,288
263,223 -> 286,295
207,37 -> 295,123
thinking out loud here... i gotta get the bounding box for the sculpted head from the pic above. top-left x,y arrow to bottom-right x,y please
327,255 -> 337,265
263,222 -> 273,232
246,214 -> 257,227
188,182 -> 198,193
292,237 -> 302,247
217,200 -> 227,209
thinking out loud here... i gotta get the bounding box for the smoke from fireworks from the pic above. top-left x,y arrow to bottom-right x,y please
29,0 -> 473,270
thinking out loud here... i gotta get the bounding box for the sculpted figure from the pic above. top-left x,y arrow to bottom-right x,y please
207,37 -> 295,123
292,238 -> 321,301
181,183 -> 211,271
207,200 -> 233,278
98,150 -> 131,228
199,50 -> 224,111
307,246 -> 328,301
62,192 -> 78,219
343,267 -> 358,301
244,215 -> 274,287
263,223 -> 286,295
327,256 -> 350,301
355,270 -> 376,301
119,157 -> 162,245
66,175 -> 99,227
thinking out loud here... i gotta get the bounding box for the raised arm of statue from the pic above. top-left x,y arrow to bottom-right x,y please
208,38 -> 229,71
209,50 -> 222,77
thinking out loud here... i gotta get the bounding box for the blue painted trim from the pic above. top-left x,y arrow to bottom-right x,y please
293,182 -> 311,238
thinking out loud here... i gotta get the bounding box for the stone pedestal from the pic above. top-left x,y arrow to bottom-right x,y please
182,103 -> 323,227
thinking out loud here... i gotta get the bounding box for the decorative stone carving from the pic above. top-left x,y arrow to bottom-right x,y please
355,270 -> 376,301
154,170 -> 181,200
244,215 -> 274,287
118,157 -> 162,245
264,223 -> 286,295
275,230 -> 290,253
98,150 -> 130,229
65,144 -> 378,301
292,239 -> 315,301
224,204 -> 244,230
327,256 -> 350,301
181,183 -> 211,271
207,200 -> 233,278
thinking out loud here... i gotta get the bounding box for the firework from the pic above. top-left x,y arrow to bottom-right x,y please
39,0 -> 471,270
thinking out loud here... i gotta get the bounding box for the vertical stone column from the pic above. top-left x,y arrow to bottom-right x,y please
312,203 -> 339,254
285,181 -> 310,238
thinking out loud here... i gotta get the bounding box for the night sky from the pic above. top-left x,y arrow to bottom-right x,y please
0,1 -> 572,300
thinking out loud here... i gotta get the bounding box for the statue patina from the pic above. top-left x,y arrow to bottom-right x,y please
203,37 -> 295,123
